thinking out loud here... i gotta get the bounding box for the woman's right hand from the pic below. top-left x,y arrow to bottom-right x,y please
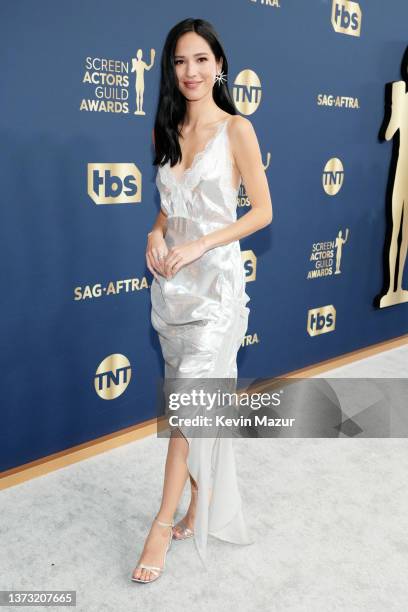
146,230 -> 169,281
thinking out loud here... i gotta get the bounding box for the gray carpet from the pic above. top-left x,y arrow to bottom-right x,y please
1,345 -> 407,611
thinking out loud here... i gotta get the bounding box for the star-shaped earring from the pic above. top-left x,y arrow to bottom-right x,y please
214,70 -> 227,86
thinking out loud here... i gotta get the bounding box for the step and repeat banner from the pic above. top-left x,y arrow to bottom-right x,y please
1,0 -> 408,472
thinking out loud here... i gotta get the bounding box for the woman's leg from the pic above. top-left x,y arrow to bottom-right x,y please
132,430 -> 190,582
173,474 -> 198,538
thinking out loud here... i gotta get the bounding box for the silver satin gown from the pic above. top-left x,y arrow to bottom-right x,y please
150,116 -> 255,569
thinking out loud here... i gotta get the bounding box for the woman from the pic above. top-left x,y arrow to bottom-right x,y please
131,17 -> 273,583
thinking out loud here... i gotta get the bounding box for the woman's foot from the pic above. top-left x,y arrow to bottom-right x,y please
173,488 -> 197,540
132,517 -> 173,582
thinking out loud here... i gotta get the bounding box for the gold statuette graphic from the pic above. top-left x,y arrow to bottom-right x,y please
377,63 -> 408,308
131,48 -> 155,116
334,228 -> 349,274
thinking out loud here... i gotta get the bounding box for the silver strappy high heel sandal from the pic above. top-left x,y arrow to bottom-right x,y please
172,519 -> 194,540
172,487 -> 197,540
131,516 -> 174,584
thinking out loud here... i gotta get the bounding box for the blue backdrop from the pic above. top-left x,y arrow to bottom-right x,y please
1,0 -> 407,472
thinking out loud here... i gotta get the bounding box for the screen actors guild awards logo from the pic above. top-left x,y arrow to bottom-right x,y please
307,228 -> 349,279
80,51 -> 156,116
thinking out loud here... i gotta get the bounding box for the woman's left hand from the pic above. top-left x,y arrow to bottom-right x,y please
163,238 -> 206,279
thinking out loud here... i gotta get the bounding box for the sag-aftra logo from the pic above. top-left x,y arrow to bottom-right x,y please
331,0 -> 362,37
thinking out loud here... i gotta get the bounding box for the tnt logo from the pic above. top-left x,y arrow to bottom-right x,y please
322,158 -> 344,195
88,163 -> 141,204
94,354 -> 132,399
307,305 -> 336,337
332,0 -> 362,37
241,249 -> 257,282
233,69 -> 262,115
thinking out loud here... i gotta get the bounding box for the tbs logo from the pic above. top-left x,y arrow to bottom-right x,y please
307,305 -> 336,337
88,163 -> 141,205
331,0 -> 362,37
241,250 -> 257,282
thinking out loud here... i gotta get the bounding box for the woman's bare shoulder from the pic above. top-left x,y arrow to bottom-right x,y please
228,114 -> 254,134
227,115 -> 263,173
227,115 -> 257,154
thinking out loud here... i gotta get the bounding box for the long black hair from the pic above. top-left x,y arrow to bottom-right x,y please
153,18 -> 237,168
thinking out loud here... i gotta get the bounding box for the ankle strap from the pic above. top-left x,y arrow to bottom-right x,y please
155,516 -> 174,527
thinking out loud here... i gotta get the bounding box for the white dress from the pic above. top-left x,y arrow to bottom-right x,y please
151,116 -> 254,569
